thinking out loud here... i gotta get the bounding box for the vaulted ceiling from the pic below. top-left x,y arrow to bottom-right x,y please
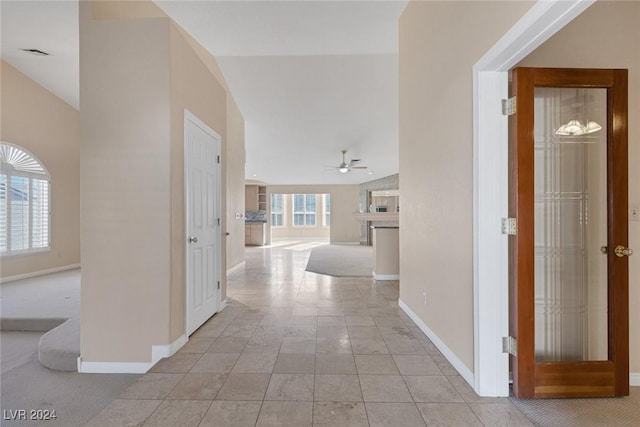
1,0 -> 407,185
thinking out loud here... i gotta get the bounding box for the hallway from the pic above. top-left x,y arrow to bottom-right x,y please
3,241 -> 639,426
84,241 -> 533,426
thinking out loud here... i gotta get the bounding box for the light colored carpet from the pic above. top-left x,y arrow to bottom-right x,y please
38,318 -> 80,371
1,331 -> 43,374
0,269 -> 80,321
0,331 -> 138,427
305,244 -> 372,277
510,387 -> 640,426
1,269 -> 81,371
0,271 -> 137,426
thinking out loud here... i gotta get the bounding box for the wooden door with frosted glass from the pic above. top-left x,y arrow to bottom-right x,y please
509,67 -> 629,398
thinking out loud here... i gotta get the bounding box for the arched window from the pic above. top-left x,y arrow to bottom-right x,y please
0,142 -> 51,254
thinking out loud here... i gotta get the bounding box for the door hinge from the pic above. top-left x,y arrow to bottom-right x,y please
217,218 -> 220,226
217,281 -> 220,290
217,155 -> 220,164
501,217 -> 517,235
502,97 -> 517,116
502,336 -> 517,356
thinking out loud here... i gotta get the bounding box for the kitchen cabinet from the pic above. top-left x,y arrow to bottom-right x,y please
245,223 -> 266,246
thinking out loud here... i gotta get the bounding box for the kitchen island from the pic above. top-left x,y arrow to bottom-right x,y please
370,226 -> 399,280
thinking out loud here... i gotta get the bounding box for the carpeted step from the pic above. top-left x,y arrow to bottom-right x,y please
0,317 -> 67,332
38,318 -> 80,372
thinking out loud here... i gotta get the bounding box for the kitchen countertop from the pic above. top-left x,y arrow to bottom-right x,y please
352,212 -> 399,222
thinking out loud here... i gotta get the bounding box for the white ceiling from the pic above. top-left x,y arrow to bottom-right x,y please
1,0 -> 406,185
0,1 -> 79,109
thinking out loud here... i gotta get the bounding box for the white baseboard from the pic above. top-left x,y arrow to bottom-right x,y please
77,358 -> 151,374
226,260 -> 246,276
630,373 -> 640,386
399,298 -> 475,387
373,271 -> 399,280
78,334 -> 188,374
219,299 -> 230,310
1,264 -> 81,284
151,334 -> 187,364
332,241 -> 361,245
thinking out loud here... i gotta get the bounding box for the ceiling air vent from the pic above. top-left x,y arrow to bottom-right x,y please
20,48 -> 50,56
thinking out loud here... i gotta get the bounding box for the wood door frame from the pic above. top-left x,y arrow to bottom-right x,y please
509,67 -> 629,398
184,109 -> 222,337
472,0 -> 596,396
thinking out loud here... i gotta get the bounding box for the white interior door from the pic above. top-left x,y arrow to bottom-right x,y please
185,111 -> 221,336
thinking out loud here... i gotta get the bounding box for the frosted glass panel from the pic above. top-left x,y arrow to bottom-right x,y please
534,87 -> 608,362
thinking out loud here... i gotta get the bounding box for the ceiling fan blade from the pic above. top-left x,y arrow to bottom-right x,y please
325,150 -> 366,173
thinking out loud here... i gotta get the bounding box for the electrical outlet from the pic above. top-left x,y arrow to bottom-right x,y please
631,204 -> 640,221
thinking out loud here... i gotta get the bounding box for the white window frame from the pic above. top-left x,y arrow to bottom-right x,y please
323,194 -> 331,227
0,142 -> 51,256
292,194 -> 316,227
270,193 -> 284,227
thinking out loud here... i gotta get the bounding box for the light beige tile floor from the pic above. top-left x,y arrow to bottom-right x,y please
83,240 -> 639,426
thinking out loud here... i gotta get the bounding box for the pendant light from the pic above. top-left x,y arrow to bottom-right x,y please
555,88 -> 602,136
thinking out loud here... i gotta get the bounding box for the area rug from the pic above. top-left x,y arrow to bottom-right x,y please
305,244 -> 372,277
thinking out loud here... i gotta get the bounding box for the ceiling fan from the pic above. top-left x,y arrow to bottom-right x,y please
326,149 -> 368,174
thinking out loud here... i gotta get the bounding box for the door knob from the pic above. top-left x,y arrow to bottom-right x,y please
188,236 -> 198,243
614,245 -> 633,257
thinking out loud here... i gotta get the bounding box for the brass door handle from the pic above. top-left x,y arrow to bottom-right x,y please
614,245 -> 633,257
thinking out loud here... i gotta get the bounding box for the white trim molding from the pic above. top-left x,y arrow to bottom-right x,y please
77,359 -> 152,374
0,264 -> 81,284
373,272 -> 399,281
399,299 -> 474,387
151,334 -> 188,364
630,374 -> 640,387
78,334 -> 188,374
472,0 -> 595,397
226,260 -> 246,276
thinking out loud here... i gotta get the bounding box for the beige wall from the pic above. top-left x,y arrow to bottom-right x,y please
270,194 -> 331,240
267,185 -> 360,244
168,22 -> 230,341
0,62 -> 80,279
226,98 -> 246,272
170,18 -> 246,295
80,0 -> 245,364
80,3 -> 172,361
92,0 -> 166,20
516,0 -> 640,374
399,0 -> 534,372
